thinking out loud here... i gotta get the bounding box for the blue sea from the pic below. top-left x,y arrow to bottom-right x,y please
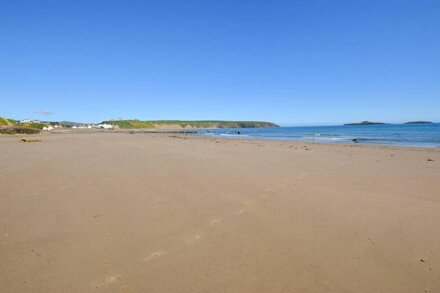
198,123 -> 440,148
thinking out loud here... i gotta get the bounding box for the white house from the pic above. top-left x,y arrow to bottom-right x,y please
43,125 -> 54,131
98,123 -> 113,129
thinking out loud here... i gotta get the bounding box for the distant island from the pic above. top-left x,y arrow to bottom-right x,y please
102,120 -> 279,129
344,121 -> 387,126
404,121 -> 433,124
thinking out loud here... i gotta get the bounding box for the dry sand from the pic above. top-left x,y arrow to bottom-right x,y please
1,132 -> 439,292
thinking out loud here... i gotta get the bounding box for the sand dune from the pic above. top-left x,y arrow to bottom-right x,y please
1,133 -> 439,292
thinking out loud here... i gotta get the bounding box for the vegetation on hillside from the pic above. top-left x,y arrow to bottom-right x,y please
102,120 -> 279,129
0,117 -> 43,134
0,126 -> 41,134
21,122 -> 47,129
0,117 -> 16,126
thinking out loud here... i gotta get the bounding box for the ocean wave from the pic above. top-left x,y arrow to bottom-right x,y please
301,135 -> 353,141
197,125 -> 440,148
303,137 -> 351,142
312,133 -> 341,137
219,133 -> 250,137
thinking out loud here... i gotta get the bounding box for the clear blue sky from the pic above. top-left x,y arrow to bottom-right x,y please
1,0 -> 439,125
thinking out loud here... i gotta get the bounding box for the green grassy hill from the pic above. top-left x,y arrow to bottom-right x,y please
0,117 -> 43,134
0,117 -> 17,126
0,117 -> 46,128
21,122 -> 47,129
102,120 -> 279,129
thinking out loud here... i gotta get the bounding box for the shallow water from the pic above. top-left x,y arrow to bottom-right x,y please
198,123 -> 440,148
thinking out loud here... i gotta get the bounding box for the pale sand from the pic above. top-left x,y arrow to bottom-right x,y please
1,132 -> 439,292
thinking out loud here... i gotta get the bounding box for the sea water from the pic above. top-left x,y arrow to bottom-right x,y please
198,123 -> 440,148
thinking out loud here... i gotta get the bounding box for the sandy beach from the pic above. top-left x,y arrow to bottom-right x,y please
1,132 -> 439,292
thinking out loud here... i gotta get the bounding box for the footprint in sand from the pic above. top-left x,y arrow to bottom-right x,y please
209,219 -> 221,226
243,200 -> 254,206
265,181 -> 288,192
144,251 -> 166,262
186,234 -> 202,245
94,274 -> 121,288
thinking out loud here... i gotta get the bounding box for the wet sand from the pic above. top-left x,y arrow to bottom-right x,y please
1,132 -> 439,292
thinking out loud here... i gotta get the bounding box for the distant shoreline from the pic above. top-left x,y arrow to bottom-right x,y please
102,120 -> 279,129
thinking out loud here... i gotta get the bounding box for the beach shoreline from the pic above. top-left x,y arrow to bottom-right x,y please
1,132 -> 439,292
31,128 -> 440,151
